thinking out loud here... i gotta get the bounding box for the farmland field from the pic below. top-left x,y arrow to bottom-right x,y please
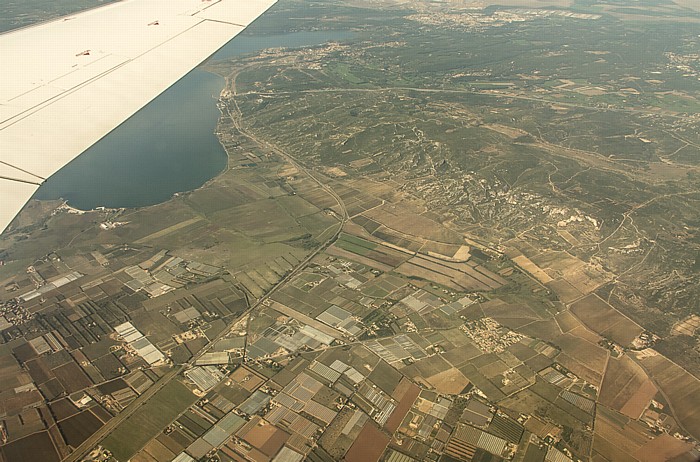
634,351 -> 700,439
593,407 -> 651,462
555,310 -> 581,333
343,422 -> 389,462
58,410 -> 103,448
631,434 -> 695,462
570,294 -> 643,346
1,0 -> 700,460
0,431 -> 60,462
599,355 -> 657,419
102,380 -> 197,461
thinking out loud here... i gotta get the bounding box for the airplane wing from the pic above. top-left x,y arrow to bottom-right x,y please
0,0 -> 276,234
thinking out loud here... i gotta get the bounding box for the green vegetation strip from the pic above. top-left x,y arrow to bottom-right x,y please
335,234 -> 378,256
102,380 -> 197,461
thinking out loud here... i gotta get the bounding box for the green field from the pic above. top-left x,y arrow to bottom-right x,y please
335,234 -> 378,256
102,379 -> 197,461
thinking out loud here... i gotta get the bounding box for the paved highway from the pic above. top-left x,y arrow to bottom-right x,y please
66,72 -> 348,462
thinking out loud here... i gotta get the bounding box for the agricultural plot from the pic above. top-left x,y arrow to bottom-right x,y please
456,365 -> 504,402
395,390 -> 452,451
422,241 -> 466,260
631,433 -> 695,462
524,354 -> 554,371
547,278 -> 584,304
396,254 -> 503,292
441,343 -> 483,370
529,251 -> 583,276
343,422 -> 389,462
391,289 -> 446,318
512,255 -> 553,284
212,200 -> 309,243
343,178 -> 396,202
58,410 -> 103,448
360,273 -> 407,299
634,351 -> 700,440
599,355 -> 657,419
554,310 -> 581,333
0,431 -> 60,462
291,180 -> 339,210
138,438 -> 177,461
330,235 -> 408,270
672,314 -> 700,337
556,353 -> 604,388
570,294 -> 643,346
488,412 -> 525,445
592,406 -> 656,462
413,361 -> 470,395
361,202 -> 463,246
2,2 -> 700,461
326,246 -> 394,273
246,306 -> 340,358
545,331 -> 608,386
499,384 -> 589,439
334,234 -> 377,256
507,341 -> 547,369
351,215 -> 382,235
561,265 -> 613,297
483,299 -> 543,330
184,181 -> 265,218
102,379 -> 197,461
367,335 -> 431,368
271,286 -> 330,318
514,319 -> 563,344
332,185 -> 383,218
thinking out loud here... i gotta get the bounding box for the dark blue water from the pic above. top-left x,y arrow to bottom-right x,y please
35,31 -> 351,209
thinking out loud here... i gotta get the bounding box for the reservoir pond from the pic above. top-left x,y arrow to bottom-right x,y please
34,30 -> 351,209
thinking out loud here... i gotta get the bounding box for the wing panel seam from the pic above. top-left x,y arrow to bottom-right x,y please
0,175 -> 43,186
0,18 -> 212,130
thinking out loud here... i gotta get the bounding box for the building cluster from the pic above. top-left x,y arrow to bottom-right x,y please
461,317 -> 523,354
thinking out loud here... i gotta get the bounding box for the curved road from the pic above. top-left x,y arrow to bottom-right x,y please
65,71 -> 348,462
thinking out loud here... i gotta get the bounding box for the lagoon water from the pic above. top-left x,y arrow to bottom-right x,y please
34,31 -> 350,210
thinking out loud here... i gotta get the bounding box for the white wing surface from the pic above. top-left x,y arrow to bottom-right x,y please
0,0 -> 276,234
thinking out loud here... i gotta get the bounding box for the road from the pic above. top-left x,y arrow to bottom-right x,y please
65,70 -> 349,462
237,85 -> 689,119
267,300 -> 347,340
64,367 -> 182,462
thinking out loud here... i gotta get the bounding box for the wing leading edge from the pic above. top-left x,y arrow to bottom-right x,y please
0,0 -> 277,234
